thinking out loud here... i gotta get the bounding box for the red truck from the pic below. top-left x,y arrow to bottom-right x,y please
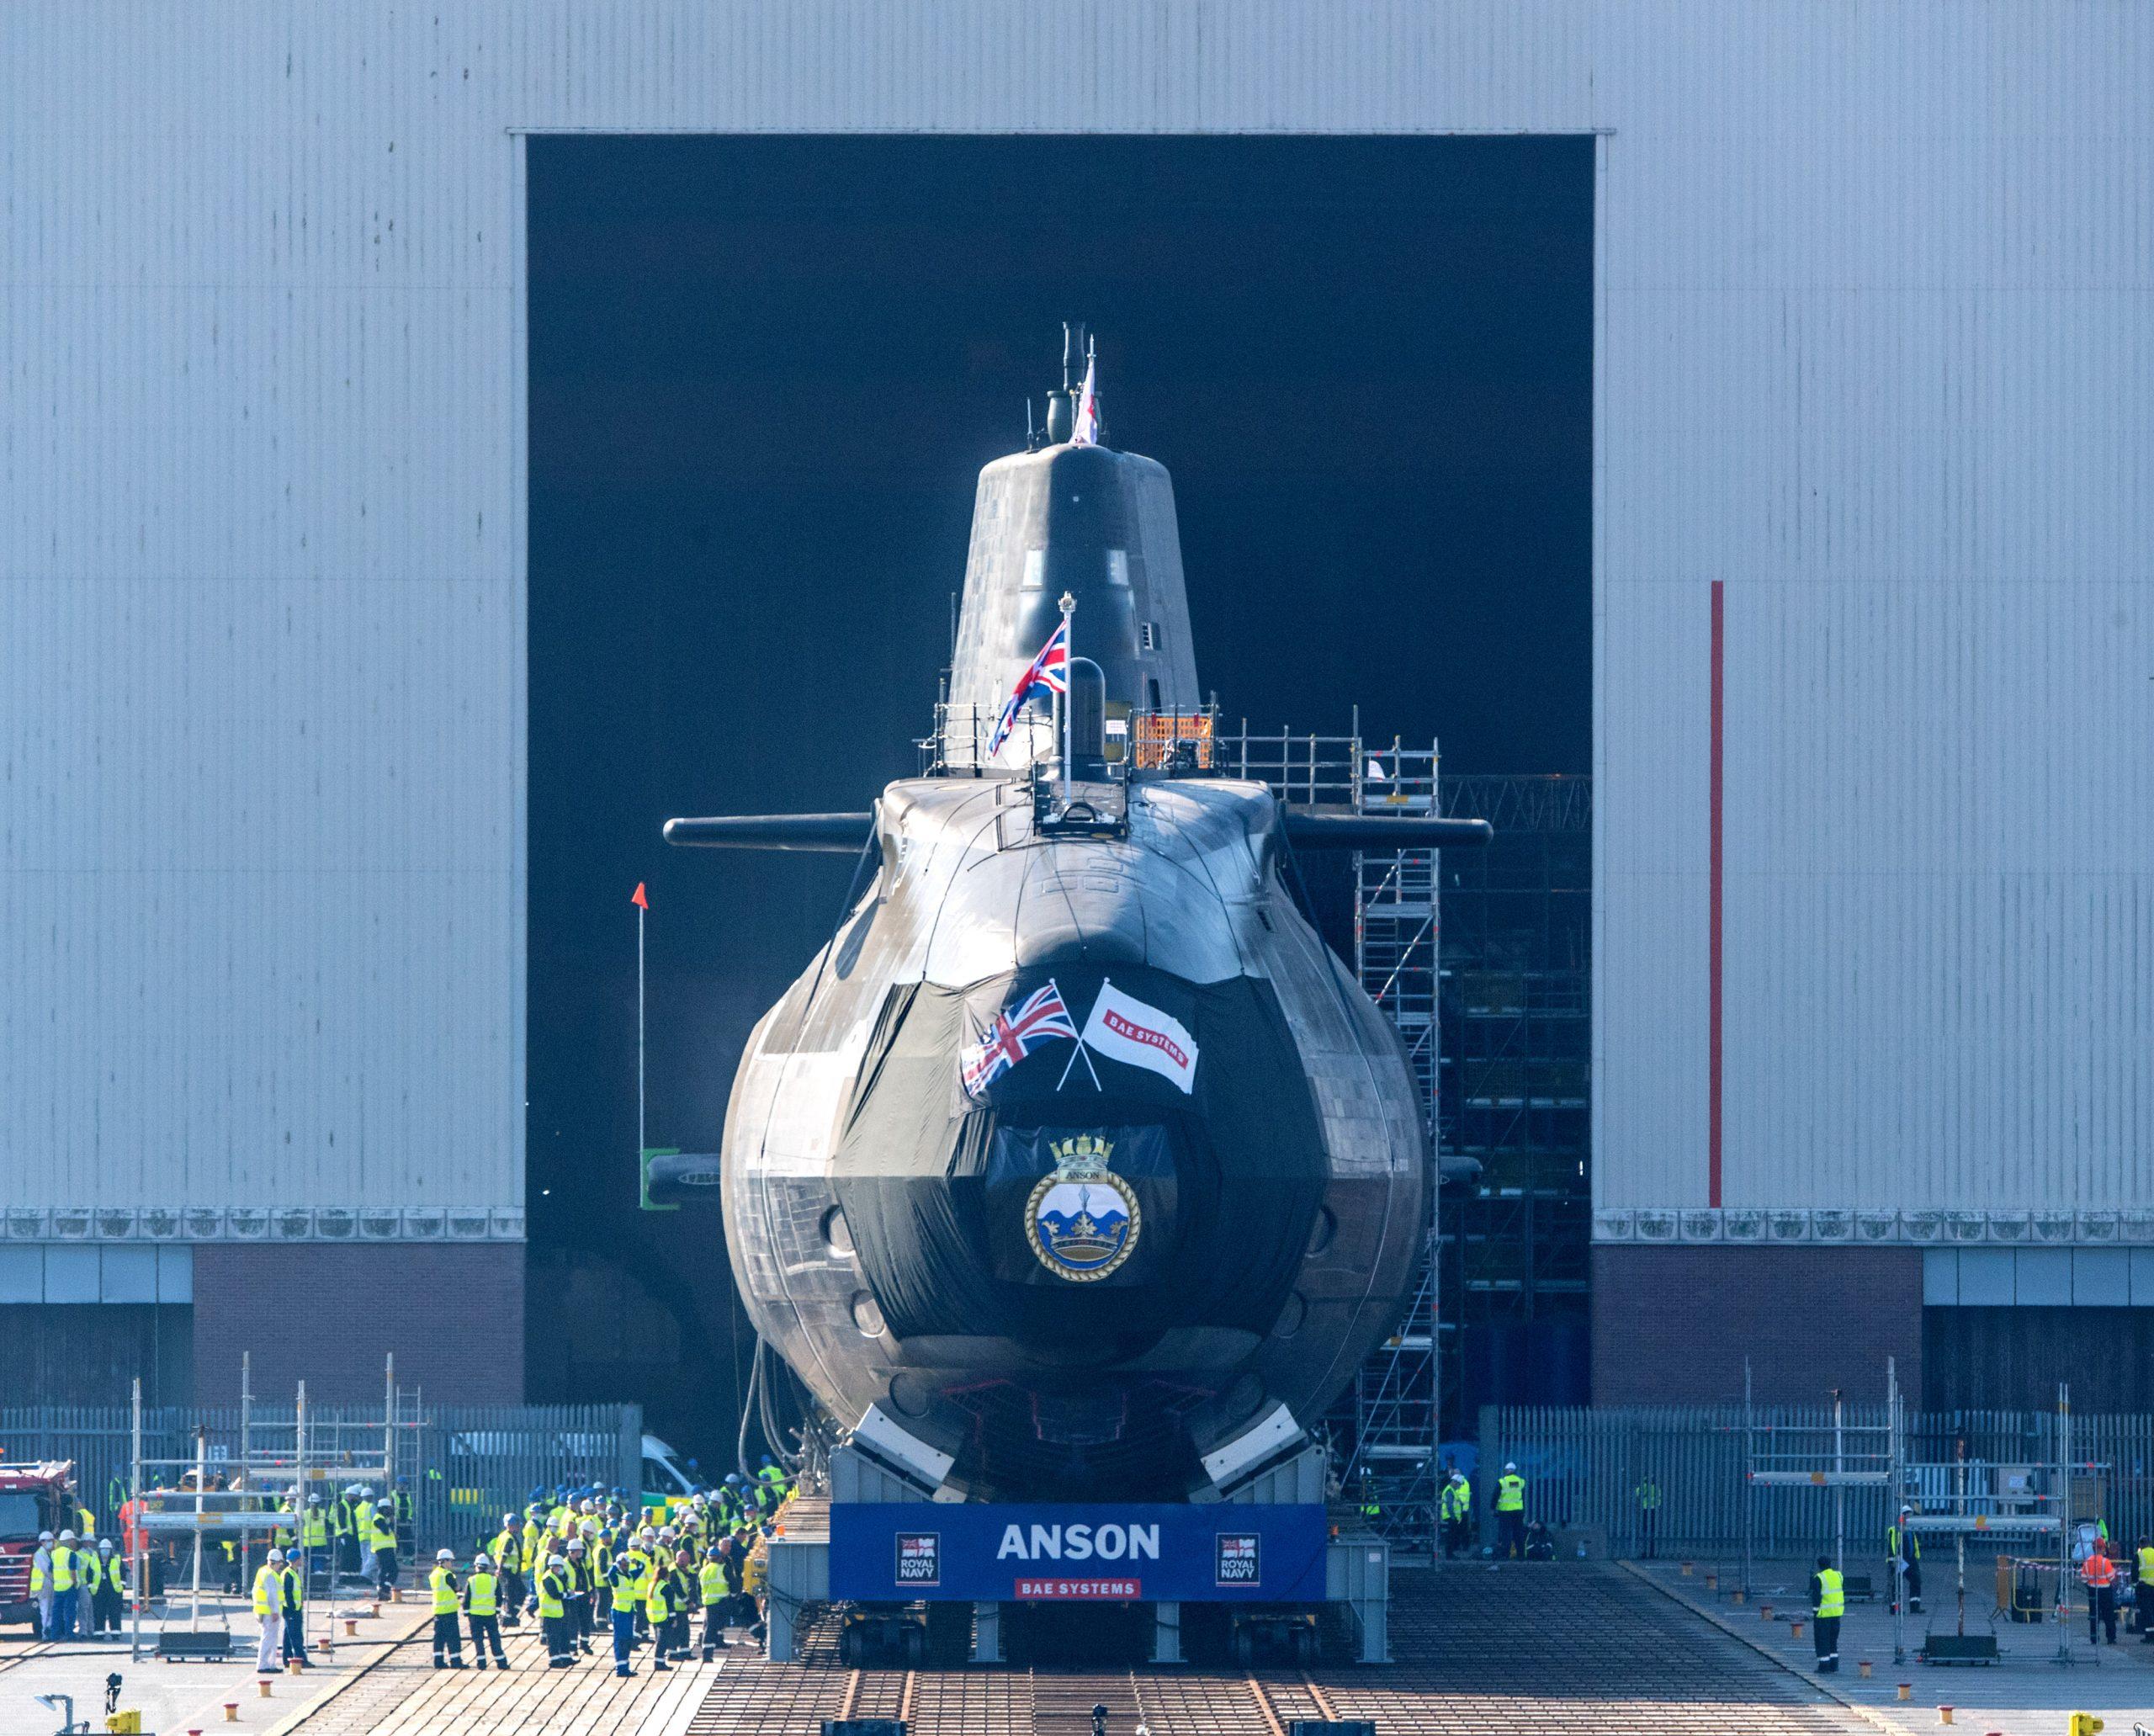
0,1462 -> 77,1628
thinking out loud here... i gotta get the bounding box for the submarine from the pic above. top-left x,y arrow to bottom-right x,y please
666,336 -> 1491,1503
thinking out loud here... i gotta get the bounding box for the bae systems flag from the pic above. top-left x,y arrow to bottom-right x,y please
1081,979 -> 1199,1093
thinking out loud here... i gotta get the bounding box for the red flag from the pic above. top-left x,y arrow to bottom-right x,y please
630,882 -> 649,910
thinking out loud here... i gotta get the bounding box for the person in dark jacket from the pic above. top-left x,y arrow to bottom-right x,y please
716,1535 -> 749,1628
280,1550 -> 310,1668
663,1549 -> 696,1661
88,1540 -> 127,1638
1887,1507 -> 1923,1614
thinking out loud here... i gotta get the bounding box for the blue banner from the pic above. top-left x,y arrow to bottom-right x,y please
828,1502 -> 1328,1603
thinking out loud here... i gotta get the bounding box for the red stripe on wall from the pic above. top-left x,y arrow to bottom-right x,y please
1709,580 -> 1724,1208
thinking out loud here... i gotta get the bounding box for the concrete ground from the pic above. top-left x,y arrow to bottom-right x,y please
1637,1556 -> 2154,1736
0,1584 -> 432,1736
13,1558 -> 2071,1735
146,1561 -> 1880,1736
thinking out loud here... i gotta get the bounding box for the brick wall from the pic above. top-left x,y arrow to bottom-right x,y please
1591,1244 -> 1921,1406
193,1242 -> 525,1404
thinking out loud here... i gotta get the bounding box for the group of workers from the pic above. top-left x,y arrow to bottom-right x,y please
426,1463 -> 792,1675
28,1452 -> 798,1675
1434,1460 -> 1536,1559
233,1464 -> 793,1675
233,1483 -> 420,1674
2067,1528 -> 2154,1645
219,1479 -> 416,1601
26,1528 -> 128,1640
1809,1504 -> 2154,1665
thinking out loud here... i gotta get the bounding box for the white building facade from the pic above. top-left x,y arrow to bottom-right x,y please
3,2 -> 2147,1404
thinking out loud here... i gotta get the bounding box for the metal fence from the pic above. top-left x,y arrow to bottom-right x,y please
1479,1404 -> 2154,1563
0,1403 -> 641,1558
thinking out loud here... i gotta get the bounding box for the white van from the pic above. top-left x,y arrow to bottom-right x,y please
641,1434 -> 703,1505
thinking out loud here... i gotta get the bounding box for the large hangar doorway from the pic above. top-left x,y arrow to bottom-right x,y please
527,136 -> 1592,1456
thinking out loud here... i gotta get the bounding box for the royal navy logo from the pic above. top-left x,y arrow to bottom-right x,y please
1215,1532 -> 1260,1586
1025,1134 -> 1141,1282
894,1532 -> 941,1587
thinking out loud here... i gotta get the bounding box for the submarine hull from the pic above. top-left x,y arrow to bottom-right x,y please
720,774 -> 1426,1500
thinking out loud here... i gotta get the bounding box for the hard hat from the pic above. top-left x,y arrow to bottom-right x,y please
1900,1505 -> 1913,1516
38,1531 -> 52,1543
504,1511 -> 518,1526
396,1474 -> 408,1485
58,1529 -> 76,1542
1504,1461 -> 1517,1472
569,1539 -> 586,1553
267,1548 -> 285,1562
475,1553 -> 492,1569
437,1548 -> 454,1561
308,1493 -> 321,1504
724,1473 -> 742,1487
98,1538 -> 114,1552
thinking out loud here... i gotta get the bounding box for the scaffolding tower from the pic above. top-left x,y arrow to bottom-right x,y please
125,1353 -> 411,1664
1212,722 -> 1445,1557
1741,1362 -> 2073,1667
1347,740 -> 1442,1553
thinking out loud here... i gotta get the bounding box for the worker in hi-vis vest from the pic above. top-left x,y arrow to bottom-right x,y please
2083,1545 -> 2120,1645
464,1551 -> 510,1669
1886,1506 -> 1923,1614
366,1502 -> 400,1600
2135,1536 -> 2154,1640
427,1548 -> 466,1669
1634,1474 -> 1663,1559
1810,1555 -> 1845,1673
252,1548 -> 287,1675
1494,1463 -> 1528,1559
1439,1470 -> 1472,1559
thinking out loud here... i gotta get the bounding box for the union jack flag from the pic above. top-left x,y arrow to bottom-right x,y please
985,618 -> 1069,757
962,979 -> 1079,1096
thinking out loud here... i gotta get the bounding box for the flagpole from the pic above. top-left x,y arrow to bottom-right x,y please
634,887 -> 647,1163
639,901 -> 645,1160
1058,590 -> 1076,805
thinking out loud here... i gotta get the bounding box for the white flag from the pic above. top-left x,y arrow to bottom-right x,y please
1080,980 -> 1198,1093
1070,353 -> 1100,447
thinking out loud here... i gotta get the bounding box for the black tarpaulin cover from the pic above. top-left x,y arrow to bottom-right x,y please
831,965 -> 1325,1345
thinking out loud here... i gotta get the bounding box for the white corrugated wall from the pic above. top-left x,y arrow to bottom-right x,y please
1,3 -> 2147,1238
1590,3 -> 2154,1234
